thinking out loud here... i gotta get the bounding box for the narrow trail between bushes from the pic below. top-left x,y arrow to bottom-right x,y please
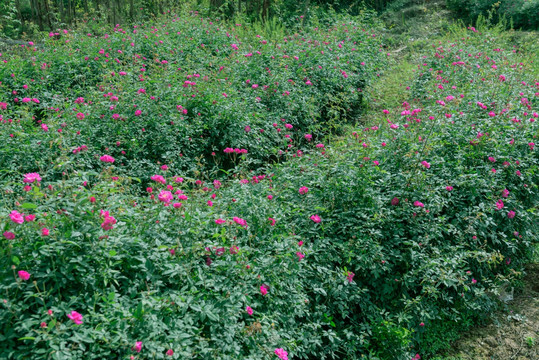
356,22 -> 539,358
445,264 -> 539,360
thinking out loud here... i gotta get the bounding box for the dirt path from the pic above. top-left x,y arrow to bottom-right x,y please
442,264 -> 539,360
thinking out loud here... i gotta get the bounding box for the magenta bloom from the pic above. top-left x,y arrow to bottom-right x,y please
25,214 -> 36,222
166,349 -> 174,356
233,217 -> 247,227
100,210 -> 117,230
158,190 -> 173,204
296,252 -> 305,261
310,215 -> 321,223
507,211 -> 516,219
260,284 -> 269,296
151,174 -> 166,184
421,161 -> 431,169
413,201 -> 424,208
67,311 -> 83,325
23,172 -> 42,184
215,218 -> 226,225
18,270 -> 31,281
299,186 -> 309,194
446,186 -> 453,191
305,134 -> 312,141
3,231 -> 15,240
246,306 -> 253,316
9,210 -> 24,224
268,217 -> 276,226
134,341 -> 142,353
502,189 -> 510,198
346,271 -> 355,283
99,155 -> 115,163
274,348 -> 288,360
41,228 -> 50,236
391,197 -> 399,206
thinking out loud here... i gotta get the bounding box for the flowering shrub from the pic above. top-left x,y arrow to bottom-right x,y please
0,9 -> 385,186
0,10 -> 538,360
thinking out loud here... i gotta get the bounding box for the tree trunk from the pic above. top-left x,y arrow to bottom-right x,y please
15,0 -> 25,29
58,0 -> 64,24
35,0 -> 44,30
302,0 -> 309,26
43,0 -> 53,30
112,0 -> 116,25
30,0 -> 36,21
262,0 -> 270,20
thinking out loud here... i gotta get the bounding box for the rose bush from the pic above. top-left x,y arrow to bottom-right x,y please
0,10 -> 538,360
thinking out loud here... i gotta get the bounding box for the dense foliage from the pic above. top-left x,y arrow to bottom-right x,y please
1,7 -> 538,360
446,0 -> 539,30
0,0 -> 401,39
0,10 -> 385,185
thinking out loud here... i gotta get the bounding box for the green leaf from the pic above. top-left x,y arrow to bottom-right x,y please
21,203 -> 37,209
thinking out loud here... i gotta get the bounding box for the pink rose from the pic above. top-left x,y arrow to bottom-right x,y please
99,155 -> 115,163
67,311 -> 83,325
18,270 -> 31,280
23,172 -> 42,184
9,210 -> 24,224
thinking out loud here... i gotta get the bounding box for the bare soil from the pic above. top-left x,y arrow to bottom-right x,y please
444,264 -> 539,360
